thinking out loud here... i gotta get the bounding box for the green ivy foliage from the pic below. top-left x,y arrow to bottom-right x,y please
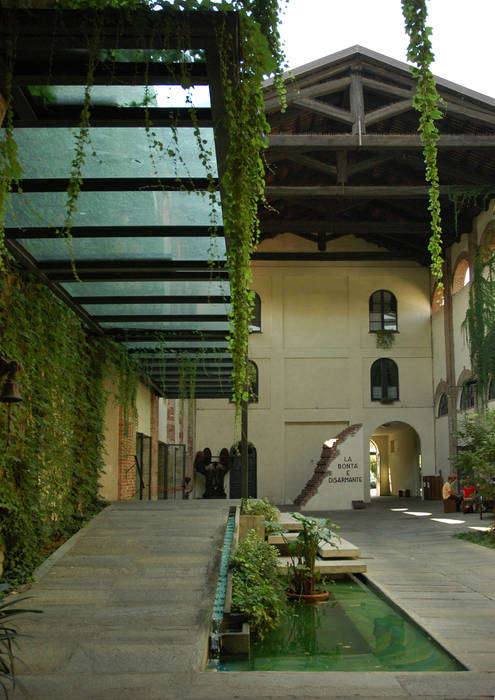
401,0 -> 444,282
453,409 -> 495,517
462,249 -> 495,407
230,529 -> 287,639
0,267 -> 136,585
0,0 -> 286,425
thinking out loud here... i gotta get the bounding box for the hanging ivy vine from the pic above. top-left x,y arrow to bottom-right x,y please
0,2 -> 286,583
0,0 -> 286,424
401,0 -> 444,282
462,248 -> 495,408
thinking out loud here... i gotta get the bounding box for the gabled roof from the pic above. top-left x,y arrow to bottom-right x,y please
259,46 -> 495,265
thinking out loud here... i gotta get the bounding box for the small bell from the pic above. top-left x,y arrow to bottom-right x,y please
0,379 -> 23,403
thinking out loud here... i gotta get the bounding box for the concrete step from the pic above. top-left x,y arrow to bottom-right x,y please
268,531 -> 361,558
277,512 -> 304,530
277,556 -> 367,575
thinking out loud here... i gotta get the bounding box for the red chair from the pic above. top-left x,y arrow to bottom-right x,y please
462,485 -> 476,513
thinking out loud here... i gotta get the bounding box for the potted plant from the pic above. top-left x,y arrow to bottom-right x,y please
239,497 -> 280,540
274,513 -> 338,602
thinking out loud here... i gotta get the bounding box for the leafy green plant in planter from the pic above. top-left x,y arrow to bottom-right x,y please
229,529 -> 287,640
240,497 -> 279,526
375,329 -> 396,350
0,584 -> 41,698
272,513 -> 339,598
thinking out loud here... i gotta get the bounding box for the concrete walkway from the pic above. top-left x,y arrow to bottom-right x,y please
11,497 -> 495,699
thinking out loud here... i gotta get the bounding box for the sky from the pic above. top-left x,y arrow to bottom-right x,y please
278,0 -> 495,100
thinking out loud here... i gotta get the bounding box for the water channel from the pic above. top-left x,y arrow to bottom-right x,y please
219,576 -> 465,672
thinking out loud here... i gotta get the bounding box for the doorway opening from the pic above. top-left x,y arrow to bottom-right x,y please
157,443 -> 185,500
369,440 -> 379,496
370,422 -> 421,498
229,443 -> 257,498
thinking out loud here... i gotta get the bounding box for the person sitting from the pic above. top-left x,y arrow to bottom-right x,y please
462,484 -> 477,513
442,474 -> 463,512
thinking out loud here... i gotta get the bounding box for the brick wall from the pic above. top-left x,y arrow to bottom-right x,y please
118,407 -> 137,500
150,392 -> 159,499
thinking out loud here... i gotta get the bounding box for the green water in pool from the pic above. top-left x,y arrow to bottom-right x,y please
218,577 -> 465,672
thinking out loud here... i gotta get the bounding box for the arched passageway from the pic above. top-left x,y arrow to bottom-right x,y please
370,421 -> 421,497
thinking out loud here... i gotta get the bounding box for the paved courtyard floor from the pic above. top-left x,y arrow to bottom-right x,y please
10,497 -> 495,699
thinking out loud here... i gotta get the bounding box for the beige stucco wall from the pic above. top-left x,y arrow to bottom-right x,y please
196,254 -> 435,507
136,382 -> 151,435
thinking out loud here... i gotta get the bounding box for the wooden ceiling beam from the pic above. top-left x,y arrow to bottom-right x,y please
361,76 -> 414,100
265,185 -> 473,198
286,154 -> 337,177
264,76 -> 351,112
346,154 -> 397,177
364,98 -> 414,127
292,97 -> 354,124
441,100 -> 495,128
260,220 -> 429,235
268,134 -> 495,150
252,251 -> 423,262
403,154 -> 495,186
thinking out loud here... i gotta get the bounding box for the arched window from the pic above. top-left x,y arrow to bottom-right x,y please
460,380 -> 476,410
249,293 -> 261,333
371,358 -> 399,401
452,257 -> 470,294
431,285 -> 444,313
437,393 -> 448,417
369,290 -> 397,332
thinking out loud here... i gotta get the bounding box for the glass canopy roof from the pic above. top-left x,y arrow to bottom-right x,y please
2,7 -> 238,398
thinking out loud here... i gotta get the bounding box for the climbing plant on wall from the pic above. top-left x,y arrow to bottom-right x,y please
0,266 -> 139,585
462,249 -> 495,408
401,0 -> 444,283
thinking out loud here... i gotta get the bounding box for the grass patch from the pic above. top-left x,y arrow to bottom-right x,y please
454,530 -> 495,550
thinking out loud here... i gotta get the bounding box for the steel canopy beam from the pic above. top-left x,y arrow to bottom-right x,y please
19,177 -> 217,193
6,226 -> 223,239
76,295 -> 230,304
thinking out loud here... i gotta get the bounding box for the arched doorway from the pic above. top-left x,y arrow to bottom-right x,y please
229,443 -> 257,498
370,421 -> 421,497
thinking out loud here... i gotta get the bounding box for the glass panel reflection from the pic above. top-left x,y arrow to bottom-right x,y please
15,127 -> 216,178
62,280 -> 230,297
7,191 -> 222,228
19,236 -> 225,261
